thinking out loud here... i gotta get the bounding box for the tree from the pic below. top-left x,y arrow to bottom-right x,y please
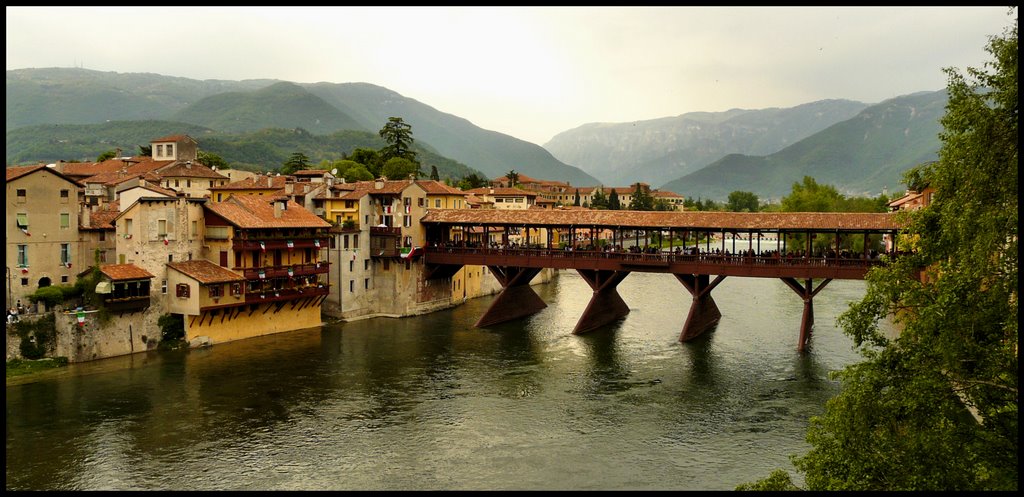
629,183 -> 654,210
653,198 -> 674,211
457,173 -> 489,190
96,149 -> 117,162
430,165 -> 440,181
138,144 -> 152,157
342,164 -> 374,182
781,176 -> 844,212
379,117 -> 416,163
590,188 -> 608,209
726,191 -> 759,212
381,157 -> 421,180
608,189 -> 621,210
574,188 -> 581,206
198,150 -> 230,170
281,152 -> 311,175
506,170 -> 520,187
747,13 -> 1018,491
349,147 -> 383,178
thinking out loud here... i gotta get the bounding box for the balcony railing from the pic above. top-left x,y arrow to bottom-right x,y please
233,237 -> 330,251
239,262 -> 330,280
243,284 -> 330,305
102,296 -> 151,313
370,226 -> 401,236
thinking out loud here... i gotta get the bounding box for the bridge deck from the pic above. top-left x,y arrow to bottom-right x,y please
424,247 -> 885,280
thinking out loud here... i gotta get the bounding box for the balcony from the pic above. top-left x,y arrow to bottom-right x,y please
240,262 -> 330,280
233,237 -> 330,251
102,296 -> 151,313
244,284 -> 330,305
370,226 -> 400,236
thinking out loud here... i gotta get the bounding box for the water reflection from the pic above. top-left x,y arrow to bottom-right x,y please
7,274 -> 882,490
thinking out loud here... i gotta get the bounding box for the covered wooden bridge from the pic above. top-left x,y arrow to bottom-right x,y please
420,209 -> 904,352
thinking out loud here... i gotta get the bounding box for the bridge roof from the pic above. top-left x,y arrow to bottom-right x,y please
421,209 -> 902,231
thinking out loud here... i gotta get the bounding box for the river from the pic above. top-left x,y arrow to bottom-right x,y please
5,271 -> 885,490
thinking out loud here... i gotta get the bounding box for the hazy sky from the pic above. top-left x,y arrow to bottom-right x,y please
6,6 -> 1015,145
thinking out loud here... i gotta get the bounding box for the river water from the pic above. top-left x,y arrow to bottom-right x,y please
5,271 -> 884,490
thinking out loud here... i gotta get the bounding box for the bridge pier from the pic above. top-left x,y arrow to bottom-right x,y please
675,274 -> 727,342
780,277 -> 832,352
573,269 -> 631,334
474,266 -> 547,328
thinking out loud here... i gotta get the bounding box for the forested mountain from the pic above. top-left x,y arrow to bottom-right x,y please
543,99 -> 870,187
4,121 -> 481,181
660,90 -> 947,201
6,68 -> 599,185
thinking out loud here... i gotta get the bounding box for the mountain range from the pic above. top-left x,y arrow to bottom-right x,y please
7,67 -> 946,200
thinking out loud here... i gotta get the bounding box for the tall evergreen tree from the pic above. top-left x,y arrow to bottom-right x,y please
608,189 -> 621,210
430,165 -> 440,181
378,117 -> 416,163
574,188 -> 581,206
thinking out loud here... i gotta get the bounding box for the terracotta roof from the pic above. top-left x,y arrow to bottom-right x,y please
55,161 -> 108,177
415,180 -> 466,195
466,187 -> 538,197
158,162 -> 229,179
6,164 -> 83,186
205,194 -> 332,229
131,182 -> 178,197
167,260 -> 245,284
85,201 -> 121,229
151,134 -> 194,143
535,197 -> 556,204
99,263 -> 155,281
421,209 -> 903,231
493,172 -> 540,183
293,169 -> 330,176
213,175 -> 288,190
652,190 -> 684,198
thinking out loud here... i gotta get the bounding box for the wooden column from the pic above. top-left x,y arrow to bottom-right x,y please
780,277 -> 832,352
675,273 -> 727,342
474,266 -> 546,327
573,269 -> 631,334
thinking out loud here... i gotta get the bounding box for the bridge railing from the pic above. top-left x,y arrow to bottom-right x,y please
424,246 -> 891,270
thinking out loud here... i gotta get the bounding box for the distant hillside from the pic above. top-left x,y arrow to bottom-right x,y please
543,99 -> 869,187
172,82 -> 366,134
6,68 -> 599,185
4,122 -> 483,181
660,90 -> 947,201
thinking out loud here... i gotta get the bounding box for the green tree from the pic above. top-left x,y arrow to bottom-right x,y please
747,14 -> 1018,491
96,149 -> 117,162
590,188 -> 608,209
608,189 -> 621,210
457,173 -> 489,190
727,190 -> 760,212
628,183 -> 654,210
381,157 -> 421,180
198,150 -> 230,170
574,188 -> 581,206
281,152 -> 311,175
378,117 -> 417,163
342,164 -> 374,182
506,170 -> 520,187
781,176 -> 844,212
349,147 -> 383,178
138,144 -> 152,156
653,198 -> 674,211
430,165 -> 440,181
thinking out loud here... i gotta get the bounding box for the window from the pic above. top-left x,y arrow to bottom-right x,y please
349,280 -> 354,293
99,231 -> 106,241
231,283 -> 242,296
174,180 -> 179,187
343,235 -> 349,249
60,244 -> 71,265
404,216 -> 411,228
217,193 -> 223,202
99,250 -> 107,263
209,285 -> 223,298
161,280 -> 167,294
125,218 -> 133,233
364,259 -> 369,270
191,221 -> 198,237
349,260 -> 354,271
329,236 -> 336,249
418,198 -> 424,207
16,213 -> 29,230
168,254 -> 173,262
176,283 -> 190,298
21,278 -> 28,286
353,234 -> 359,249
346,201 -> 354,209
16,189 -> 26,202
156,144 -> 164,156
206,226 -> 229,239
364,278 -> 369,289
60,213 -> 70,229
209,181 -> 214,188
17,245 -> 28,267
435,199 -> 441,208
166,144 -> 173,157
186,180 -> 191,188
61,189 -> 70,202
61,276 -> 69,283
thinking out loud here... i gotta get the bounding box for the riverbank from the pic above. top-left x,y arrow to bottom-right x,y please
6,357 -> 68,385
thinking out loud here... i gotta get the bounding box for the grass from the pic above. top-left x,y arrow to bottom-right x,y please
6,357 -> 68,379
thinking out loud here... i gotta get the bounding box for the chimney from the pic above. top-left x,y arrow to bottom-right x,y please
80,203 -> 90,229
285,182 -> 294,195
273,198 -> 288,218
374,178 -> 384,190
326,177 -> 334,188
115,148 -> 122,159
185,160 -> 192,169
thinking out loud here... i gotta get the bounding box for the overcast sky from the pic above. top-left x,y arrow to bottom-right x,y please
6,6 -> 1015,145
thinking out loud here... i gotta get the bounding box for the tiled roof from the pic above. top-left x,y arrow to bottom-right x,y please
213,175 -> 288,190
466,187 -> 538,197
151,134 -> 194,143
293,169 -> 330,176
205,194 -> 332,229
56,161 -> 109,177
158,162 -> 229,179
415,180 -> 466,195
99,264 -> 155,281
6,164 -> 83,186
86,201 -> 121,229
493,172 -> 540,183
167,260 -> 245,284
652,190 -> 684,198
421,209 -> 903,231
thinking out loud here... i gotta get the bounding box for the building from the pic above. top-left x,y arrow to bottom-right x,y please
7,165 -> 85,308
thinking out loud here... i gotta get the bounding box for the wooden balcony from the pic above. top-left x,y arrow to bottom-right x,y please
102,296 -> 151,313
239,262 -> 330,280
232,237 -> 330,251
243,284 -> 330,305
